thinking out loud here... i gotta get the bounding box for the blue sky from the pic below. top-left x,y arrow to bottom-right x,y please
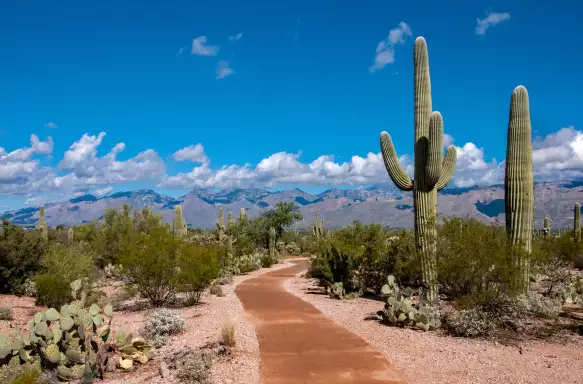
1,0 -> 582,209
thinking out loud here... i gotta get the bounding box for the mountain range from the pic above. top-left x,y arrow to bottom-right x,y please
3,181 -> 583,230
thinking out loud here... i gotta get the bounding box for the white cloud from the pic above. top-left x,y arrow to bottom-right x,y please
192,36 -> 219,56
370,22 -> 412,73
94,186 -> 113,197
476,12 -> 510,35
173,143 -> 209,164
229,32 -> 243,41
44,122 -> 58,128
216,61 -> 235,79
0,135 -> 53,186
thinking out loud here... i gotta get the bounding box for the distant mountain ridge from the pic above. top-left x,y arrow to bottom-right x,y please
3,181 -> 583,230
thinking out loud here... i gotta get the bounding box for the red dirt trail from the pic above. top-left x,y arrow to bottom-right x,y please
236,259 -> 408,384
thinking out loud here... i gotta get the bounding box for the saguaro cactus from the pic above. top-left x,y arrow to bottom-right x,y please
575,203 -> 581,242
240,207 -> 246,221
228,212 -> 234,229
269,227 -> 276,261
173,205 -> 187,238
313,211 -> 325,240
543,216 -> 551,240
39,205 -> 45,229
379,37 -> 457,302
67,227 -> 74,244
216,207 -> 225,240
504,85 -> 534,293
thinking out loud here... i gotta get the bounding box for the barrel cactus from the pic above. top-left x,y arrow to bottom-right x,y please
380,37 -> 457,302
504,85 -> 534,293
575,203 -> 581,242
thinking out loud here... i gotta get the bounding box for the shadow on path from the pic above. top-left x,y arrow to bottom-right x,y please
236,259 -> 408,384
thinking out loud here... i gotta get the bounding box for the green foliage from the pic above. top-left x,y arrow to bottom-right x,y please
34,274 -> 71,308
176,244 -> 220,305
0,219 -> 45,294
118,225 -> 181,307
0,365 -> 40,384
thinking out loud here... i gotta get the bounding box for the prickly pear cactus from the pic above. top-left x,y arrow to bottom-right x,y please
380,37 -> 457,302
0,278 -> 151,380
377,275 -> 441,331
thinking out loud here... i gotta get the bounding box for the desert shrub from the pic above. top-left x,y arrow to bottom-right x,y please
284,242 -> 301,256
436,218 -> 519,305
119,226 -> 181,307
209,284 -> 224,297
0,220 -> 45,294
443,307 -> 496,337
143,309 -> 186,348
34,243 -> 95,307
34,274 -> 72,308
177,351 -> 213,384
215,274 -> 233,285
177,244 -> 220,305
234,252 -> 263,273
219,321 -> 236,347
0,306 -> 13,320
0,364 -> 40,384
19,278 -> 36,297
260,250 -> 275,268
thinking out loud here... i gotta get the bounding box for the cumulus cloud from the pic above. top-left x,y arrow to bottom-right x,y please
476,12 -> 510,35
94,186 -> 113,197
192,36 -> 219,56
229,32 -> 243,41
370,22 -> 412,73
216,61 -> 235,79
173,143 -> 209,163
0,135 -> 54,186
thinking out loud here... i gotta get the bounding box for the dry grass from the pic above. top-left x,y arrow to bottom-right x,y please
219,320 -> 236,347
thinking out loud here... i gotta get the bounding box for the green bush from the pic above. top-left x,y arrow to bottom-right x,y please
436,218 -> 518,306
118,225 -> 181,307
177,243 -> 220,305
34,274 -> 71,308
0,220 -> 45,294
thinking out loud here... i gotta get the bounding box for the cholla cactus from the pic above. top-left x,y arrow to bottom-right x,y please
380,37 -> 457,302
67,227 -> 74,244
505,85 -> 534,293
173,205 -> 187,238
543,216 -> 550,240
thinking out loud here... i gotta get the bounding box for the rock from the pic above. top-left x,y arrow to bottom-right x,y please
160,361 -> 170,379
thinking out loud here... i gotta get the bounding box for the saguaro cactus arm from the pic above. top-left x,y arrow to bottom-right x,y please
425,112 -> 444,186
380,132 -> 413,191
436,146 -> 457,191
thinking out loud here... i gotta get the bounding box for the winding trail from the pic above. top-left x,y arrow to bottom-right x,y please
236,259 -> 407,384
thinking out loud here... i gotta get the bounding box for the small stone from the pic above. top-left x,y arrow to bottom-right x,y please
160,361 -> 170,379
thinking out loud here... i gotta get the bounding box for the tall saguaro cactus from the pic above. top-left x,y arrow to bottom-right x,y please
575,203 -> 581,242
67,227 -> 74,244
240,207 -> 246,221
38,205 -> 48,241
504,85 -> 534,293
543,216 -> 551,240
269,227 -> 276,261
173,205 -> 187,238
228,212 -> 234,229
379,37 -> 457,302
216,207 -> 225,240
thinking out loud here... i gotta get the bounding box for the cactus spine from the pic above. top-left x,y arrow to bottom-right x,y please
504,86 -> 534,293
379,37 -> 457,302
543,216 -> 550,240
575,203 -> 581,242
67,227 -> 74,244
269,227 -> 276,261
173,205 -> 187,238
